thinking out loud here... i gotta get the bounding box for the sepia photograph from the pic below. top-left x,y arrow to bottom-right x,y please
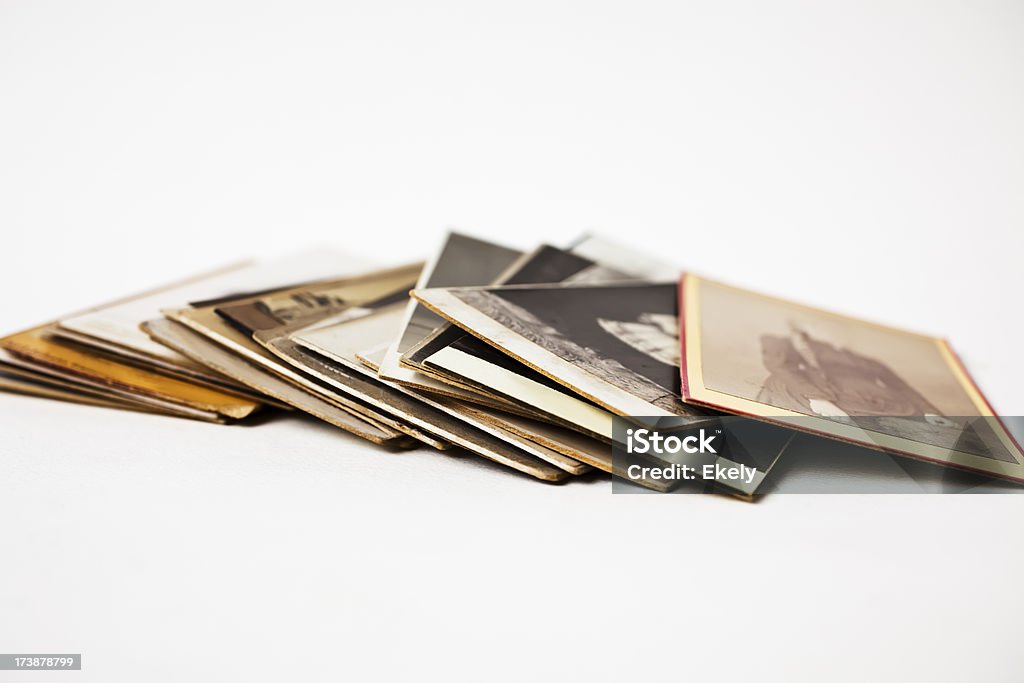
680,275 -> 1024,482
216,262 -> 421,334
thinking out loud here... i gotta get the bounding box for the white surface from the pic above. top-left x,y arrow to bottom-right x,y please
1,1 -> 1023,681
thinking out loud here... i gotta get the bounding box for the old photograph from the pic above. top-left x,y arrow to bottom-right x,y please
680,275 -> 1024,481
376,231 -> 523,395
414,282 -> 698,416
403,240 -> 671,370
216,262 -> 421,334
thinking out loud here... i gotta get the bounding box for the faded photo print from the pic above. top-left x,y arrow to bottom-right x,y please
692,278 -> 1014,461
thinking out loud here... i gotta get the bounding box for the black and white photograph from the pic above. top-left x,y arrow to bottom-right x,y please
415,282 -> 695,416
401,243 -> 630,374
376,231 -> 522,393
409,243 -> 653,436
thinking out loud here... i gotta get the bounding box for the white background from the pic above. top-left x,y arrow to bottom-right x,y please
2,1 -> 1023,681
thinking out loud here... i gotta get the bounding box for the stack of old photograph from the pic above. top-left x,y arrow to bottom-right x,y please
2,231 -> 1022,497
